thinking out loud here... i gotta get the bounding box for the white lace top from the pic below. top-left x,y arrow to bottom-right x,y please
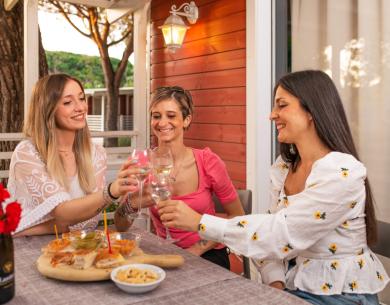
198,152 -> 389,295
7,139 -> 107,233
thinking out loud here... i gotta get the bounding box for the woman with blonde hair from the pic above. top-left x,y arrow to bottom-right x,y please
8,73 -> 139,236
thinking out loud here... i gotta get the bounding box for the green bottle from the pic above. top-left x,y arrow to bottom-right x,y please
0,234 -> 14,304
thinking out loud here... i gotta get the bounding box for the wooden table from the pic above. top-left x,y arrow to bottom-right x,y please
9,229 -> 309,305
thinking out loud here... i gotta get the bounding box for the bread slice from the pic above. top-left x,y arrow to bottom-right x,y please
42,239 -> 72,255
50,252 -> 74,267
94,249 -> 125,269
72,249 -> 98,270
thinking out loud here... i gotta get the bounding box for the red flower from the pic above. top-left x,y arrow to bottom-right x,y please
4,202 -> 22,233
0,183 -> 22,234
0,184 -> 10,202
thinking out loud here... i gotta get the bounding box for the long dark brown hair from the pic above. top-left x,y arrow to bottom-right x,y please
275,70 -> 377,245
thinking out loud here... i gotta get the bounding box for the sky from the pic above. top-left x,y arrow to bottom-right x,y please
38,11 -> 134,63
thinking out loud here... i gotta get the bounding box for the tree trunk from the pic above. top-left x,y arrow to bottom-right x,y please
0,2 -> 47,184
98,47 -> 118,147
0,2 -> 24,185
39,28 -> 49,77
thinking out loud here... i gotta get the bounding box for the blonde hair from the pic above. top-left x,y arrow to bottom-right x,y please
23,73 -> 96,193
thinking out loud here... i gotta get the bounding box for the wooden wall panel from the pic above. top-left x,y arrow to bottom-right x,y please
151,49 -> 245,78
190,87 -> 245,106
184,139 -> 245,163
151,68 -> 245,91
151,30 -> 245,64
150,0 -> 246,187
151,11 -> 245,48
186,124 -> 246,143
193,106 -> 245,124
152,0 -> 244,23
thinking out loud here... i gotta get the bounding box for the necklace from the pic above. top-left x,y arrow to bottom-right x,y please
170,161 -> 184,182
170,149 -> 187,182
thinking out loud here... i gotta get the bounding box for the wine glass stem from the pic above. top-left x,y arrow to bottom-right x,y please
165,227 -> 172,239
138,179 -> 143,218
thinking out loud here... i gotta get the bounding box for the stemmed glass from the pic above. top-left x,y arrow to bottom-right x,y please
129,148 -> 152,220
150,147 -> 178,243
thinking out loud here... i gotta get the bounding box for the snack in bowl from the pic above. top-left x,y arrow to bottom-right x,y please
111,264 -> 166,293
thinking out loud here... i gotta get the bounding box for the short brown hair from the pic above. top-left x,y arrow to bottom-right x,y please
150,86 -> 194,123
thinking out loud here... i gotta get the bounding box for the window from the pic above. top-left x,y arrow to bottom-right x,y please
276,0 -> 390,222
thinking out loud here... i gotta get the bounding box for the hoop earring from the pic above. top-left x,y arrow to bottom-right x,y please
289,144 -> 296,155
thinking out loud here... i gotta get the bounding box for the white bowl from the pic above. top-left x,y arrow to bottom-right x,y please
111,264 -> 166,294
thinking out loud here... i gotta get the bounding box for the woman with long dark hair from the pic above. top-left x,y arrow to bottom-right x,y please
158,70 -> 389,304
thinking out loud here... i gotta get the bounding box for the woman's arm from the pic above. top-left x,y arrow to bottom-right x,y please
159,157 -> 367,260
114,191 -> 154,231
221,197 -> 245,218
185,197 -> 245,256
14,218 -> 70,237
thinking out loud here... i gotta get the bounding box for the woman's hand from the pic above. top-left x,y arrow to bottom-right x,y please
157,199 -> 201,232
109,159 -> 142,198
185,244 -> 204,256
269,281 -> 285,290
128,188 -> 155,210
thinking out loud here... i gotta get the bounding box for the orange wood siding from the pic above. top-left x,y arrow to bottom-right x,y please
150,0 -> 246,188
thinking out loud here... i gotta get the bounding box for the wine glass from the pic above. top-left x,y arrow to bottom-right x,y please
150,173 -> 178,243
150,147 -> 178,243
151,146 -> 173,176
129,148 -> 152,220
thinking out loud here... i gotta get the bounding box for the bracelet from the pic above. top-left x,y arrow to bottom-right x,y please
107,182 -> 120,200
117,196 -> 138,218
102,184 -> 120,205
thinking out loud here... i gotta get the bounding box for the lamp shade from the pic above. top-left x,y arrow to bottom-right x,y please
159,14 -> 189,51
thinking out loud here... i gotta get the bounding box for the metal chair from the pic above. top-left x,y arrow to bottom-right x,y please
212,189 -> 252,279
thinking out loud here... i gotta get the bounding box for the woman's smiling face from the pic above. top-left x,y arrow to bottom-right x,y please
270,86 -> 313,144
150,98 -> 191,143
54,79 -> 87,131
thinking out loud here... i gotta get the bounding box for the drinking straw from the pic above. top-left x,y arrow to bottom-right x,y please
103,210 -> 112,253
54,224 -> 59,240
103,209 -> 108,233
106,228 -> 112,254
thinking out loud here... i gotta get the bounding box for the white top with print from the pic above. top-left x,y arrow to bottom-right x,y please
199,152 -> 389,295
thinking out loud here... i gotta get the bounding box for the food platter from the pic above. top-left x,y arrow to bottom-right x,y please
36,230 -> 184,282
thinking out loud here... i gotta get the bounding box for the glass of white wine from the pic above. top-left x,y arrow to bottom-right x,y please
130,148 -> 152,220
151,147 -> 178,243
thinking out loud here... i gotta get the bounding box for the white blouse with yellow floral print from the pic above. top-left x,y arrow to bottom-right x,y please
198,152 -> 389,295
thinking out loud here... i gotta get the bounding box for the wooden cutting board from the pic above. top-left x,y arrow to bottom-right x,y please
36,247 -> 184,281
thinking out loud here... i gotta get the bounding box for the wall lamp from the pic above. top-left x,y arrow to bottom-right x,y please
159,1 -> 199,52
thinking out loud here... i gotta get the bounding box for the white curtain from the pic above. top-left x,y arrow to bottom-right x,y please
291,0 -> 390,223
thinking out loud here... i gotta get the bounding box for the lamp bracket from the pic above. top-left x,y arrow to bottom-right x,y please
170,1 -> 198,24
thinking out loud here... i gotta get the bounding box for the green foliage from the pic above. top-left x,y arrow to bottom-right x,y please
46,51 -> 133,89
118,137 -> 132,147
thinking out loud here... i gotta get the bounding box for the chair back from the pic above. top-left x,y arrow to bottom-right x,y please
213,189 -> 252,215
371,221 -> 390,258
212,189 -> 252,279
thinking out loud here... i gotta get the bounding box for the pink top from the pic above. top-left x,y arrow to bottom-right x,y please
150,147 -> 237,249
